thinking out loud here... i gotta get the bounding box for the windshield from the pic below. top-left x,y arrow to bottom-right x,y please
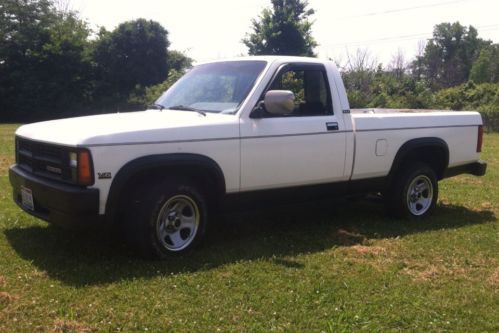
155,61 -> 267,114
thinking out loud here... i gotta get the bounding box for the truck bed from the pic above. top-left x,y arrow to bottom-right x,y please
348,110 -> 482,181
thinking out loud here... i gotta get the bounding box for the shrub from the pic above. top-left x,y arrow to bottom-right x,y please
478,105 -> 499,132
434,82 -> 499,110
127,70 -> 185,109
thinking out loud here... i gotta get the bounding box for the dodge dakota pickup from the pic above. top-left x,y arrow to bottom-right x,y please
10,56 -> 487,257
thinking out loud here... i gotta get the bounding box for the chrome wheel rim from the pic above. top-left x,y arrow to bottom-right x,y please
156,195 -> 200,252
406,175 -> 433,216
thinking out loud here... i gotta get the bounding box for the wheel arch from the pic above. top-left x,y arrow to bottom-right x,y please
388,137 -> 449,181
105,153 -> 226,222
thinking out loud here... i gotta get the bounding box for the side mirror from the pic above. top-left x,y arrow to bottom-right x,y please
264,90 -> 295,115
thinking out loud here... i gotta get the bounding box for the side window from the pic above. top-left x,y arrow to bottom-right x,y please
269,67 -> 333,116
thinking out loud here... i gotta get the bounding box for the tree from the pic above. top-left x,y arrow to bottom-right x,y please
1,3 -> 173,120
93,19 -> 170,106
340,48 -> 435,109
127,69 -> 185,109
243,0 -> 317,56
127,50 -> 192,110
470,44 -> 499,84
409,40 -> 426,81
412,22 -> 490,89
0,0 -> 93,121
167,50 -> 193,73
341,49 -> 378,107
387,48 -> 407,80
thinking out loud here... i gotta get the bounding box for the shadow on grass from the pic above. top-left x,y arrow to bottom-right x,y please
4,198 -> 496,286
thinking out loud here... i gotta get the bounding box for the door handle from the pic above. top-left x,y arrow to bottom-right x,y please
326,122 -> 339,131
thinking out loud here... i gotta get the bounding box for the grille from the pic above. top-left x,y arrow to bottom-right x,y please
16,137 -> 74,183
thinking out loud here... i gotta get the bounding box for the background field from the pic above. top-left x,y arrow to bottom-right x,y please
0,124 -> 497,332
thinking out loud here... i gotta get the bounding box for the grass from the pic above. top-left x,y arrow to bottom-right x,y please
0,123 -> 497,332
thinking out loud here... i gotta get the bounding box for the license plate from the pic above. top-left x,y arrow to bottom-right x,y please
21,186 -> 35,211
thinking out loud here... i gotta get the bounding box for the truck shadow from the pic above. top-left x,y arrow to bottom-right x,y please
4,198 -> 496,287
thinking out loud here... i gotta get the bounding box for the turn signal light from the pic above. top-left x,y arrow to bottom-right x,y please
78,150 -> 94,186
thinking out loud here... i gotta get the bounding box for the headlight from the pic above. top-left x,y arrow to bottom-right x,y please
69,152 -> 78,168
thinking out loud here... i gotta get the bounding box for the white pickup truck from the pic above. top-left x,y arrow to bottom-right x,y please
10,56 -> 487,257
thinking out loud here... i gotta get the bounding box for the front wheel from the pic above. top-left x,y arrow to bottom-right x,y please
123,178 -> 208,258
385,163 -> 438,218
155,194 -> 201,252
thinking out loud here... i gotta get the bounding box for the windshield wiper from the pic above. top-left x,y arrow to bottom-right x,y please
148,103 -> 165,110
167,105 -> 206,116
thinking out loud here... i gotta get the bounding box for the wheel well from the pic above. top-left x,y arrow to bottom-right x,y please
122,165 -> 223,198
389,139 -> 449,181
106,154 -> 226,224
112,165 -> 223,223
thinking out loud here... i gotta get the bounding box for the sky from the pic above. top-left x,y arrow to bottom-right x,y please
69,0 -> 499,67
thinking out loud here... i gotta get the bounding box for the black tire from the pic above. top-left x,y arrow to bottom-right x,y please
385,163 -> 438,219
123,177 -> 208,258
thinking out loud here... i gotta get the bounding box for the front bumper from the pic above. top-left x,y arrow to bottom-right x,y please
9,165 -> 103,228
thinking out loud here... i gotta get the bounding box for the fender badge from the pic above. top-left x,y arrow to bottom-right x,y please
98,172 -> 112,179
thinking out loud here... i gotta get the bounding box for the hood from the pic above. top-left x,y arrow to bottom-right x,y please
16,110 -> 239,146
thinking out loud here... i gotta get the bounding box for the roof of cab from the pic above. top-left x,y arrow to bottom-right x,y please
196,55 -> 332,66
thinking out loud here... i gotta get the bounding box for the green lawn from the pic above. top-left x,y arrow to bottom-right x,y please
0,124 -> 497,332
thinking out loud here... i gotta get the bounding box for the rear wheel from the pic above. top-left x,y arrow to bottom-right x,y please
123,177 -> 208,258
385,163 -> 438,218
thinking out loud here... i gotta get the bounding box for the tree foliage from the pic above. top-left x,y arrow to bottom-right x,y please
0,0 -> 92,120
341,44 -> 499,131
127,69 -> 186,110
411,22 -> 490,89
434,82 -> 499,131
243,0 -> 317,56
93,19 -> 169,106
127,51 -> 193,110
167,50 -> 193,72
469,44 -> 499,84
0,1 -> 172,121
343,68 -> 434,110
340,22 -> 498,131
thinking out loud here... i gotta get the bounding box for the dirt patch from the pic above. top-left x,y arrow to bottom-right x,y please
480,201 -> 493,209
0,156 -> 14,174
406,264 -> 451,282
401,254 -> 499,283
488,268 -> 499,287
0,276 -> 5,287
52,319 -> 94,333
402,262 -> 472,283
351,245 -> 387,256
0,292 -> 18,304
338,242 -> 398,272
335,228 -> 366,246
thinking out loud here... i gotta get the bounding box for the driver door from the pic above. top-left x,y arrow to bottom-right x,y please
239,63 -> 347,191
